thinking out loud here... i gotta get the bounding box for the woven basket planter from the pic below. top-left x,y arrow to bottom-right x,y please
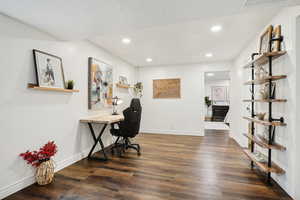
36,159 -> 55,185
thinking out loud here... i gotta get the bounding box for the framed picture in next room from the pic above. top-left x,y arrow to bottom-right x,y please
88,57 -> 113,110
33,49 -> 65,89
211,86 -> 227,101
153,78 -> 181,99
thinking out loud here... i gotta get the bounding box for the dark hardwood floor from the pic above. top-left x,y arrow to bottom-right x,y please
5,131 -> 292,200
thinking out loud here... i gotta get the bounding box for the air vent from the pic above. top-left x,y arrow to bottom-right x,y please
244,0 -> 288,6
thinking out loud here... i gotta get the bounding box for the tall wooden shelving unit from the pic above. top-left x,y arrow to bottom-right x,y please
242,36 -> 286,182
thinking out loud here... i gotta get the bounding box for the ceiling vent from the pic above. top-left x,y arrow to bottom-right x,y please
244,0 -> 288,7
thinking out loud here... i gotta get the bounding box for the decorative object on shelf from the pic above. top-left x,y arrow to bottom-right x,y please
271,25 -> 282,52
259,25 -> 273,54
66,80 -> 74,90
256,112 -> 266,120
254,66 -> 268,80
88,57 -> 113,110
153,78 -> 180,99
118,76 -> 128,85
259,82 -> 276,100
211,86 -> 227,101
133,82 -> 143,98
33,49 -> 66,89
259,86 -> 268,99
20,141 -> 57,185
112,96 -> 123,115
253,151 -> 267,163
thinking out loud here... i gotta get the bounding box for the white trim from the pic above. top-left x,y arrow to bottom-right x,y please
0,148 -> 90,199
141,129 -> 204,136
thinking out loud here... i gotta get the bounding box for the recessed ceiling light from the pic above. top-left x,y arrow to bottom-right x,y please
210,25 -> 222,33
205,53 -> 213,58
146,58 -> 153,62
122,38 -> 131,44
206,73 -> 214,77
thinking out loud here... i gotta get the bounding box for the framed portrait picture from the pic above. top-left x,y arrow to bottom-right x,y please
33,49 -> 65,89
119,76 -> 128,85
259,25 -> 273,54
88,57 -> 113,110
211,86 -> 227,101
271,25 -> 282,52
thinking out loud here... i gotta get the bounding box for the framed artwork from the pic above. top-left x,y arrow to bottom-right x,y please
153,78 -> 180,99
33,49 -> 65,89
259,25 -> 273,54
119,76 -> 128,85
88,57 -> 113,110
211,86 -> 227,101
271,25 -> 282,52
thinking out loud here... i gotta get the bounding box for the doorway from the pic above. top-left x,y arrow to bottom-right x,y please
204,71 -> 230,131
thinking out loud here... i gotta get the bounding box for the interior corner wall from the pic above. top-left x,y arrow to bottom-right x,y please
137,62 -> 231,136
230,6 -> 300,199
0,14 -> 137,199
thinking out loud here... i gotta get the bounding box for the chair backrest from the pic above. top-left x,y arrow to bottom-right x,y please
121,98 -> 142,137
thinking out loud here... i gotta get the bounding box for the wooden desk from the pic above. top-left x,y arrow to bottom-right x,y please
80,114 -> 124,161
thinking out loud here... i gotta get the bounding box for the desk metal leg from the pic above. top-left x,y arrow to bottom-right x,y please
87,123 -> 108,161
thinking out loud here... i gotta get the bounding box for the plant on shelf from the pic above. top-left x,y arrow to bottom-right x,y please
66,80 -> 75,90
20,141 -> 57,185
134,82 -> 143,98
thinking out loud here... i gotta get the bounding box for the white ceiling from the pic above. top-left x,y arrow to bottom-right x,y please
0,0 -> 299,66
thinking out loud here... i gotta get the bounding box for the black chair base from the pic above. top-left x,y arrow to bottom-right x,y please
111,137 -> 141,156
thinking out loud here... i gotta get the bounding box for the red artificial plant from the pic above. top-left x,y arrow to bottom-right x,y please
20,141 -> 57,167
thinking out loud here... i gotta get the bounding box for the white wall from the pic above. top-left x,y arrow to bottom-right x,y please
138,62 -> 231,136
0,14 -> 137,199
230,6 -> 300,199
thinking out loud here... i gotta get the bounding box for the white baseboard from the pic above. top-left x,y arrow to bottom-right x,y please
0,148 -> 90,199
141,129 -> 204,136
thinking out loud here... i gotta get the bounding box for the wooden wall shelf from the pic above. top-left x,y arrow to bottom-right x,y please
243,117 -> 286,126
243,99 -> 287,103
116,83 -> 131,89
243,51 -> 286,69
28,83 -> 79,93
244,75 -> 287,85
242,148 -> 285,174
243,133 -> 286,151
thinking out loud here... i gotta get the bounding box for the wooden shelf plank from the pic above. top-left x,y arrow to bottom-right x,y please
28,83 -> 79,93
243,99 -> 287,103
242,148 -> 285,174
243,51 -> 287,69
243,133 -> 286,151
116,83 -> 131,89
244,75 -> 287,85
243,117 -> 286,126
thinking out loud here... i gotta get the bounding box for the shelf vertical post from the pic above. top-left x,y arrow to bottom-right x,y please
267,44 -> 273,183
250,53 -> 258,168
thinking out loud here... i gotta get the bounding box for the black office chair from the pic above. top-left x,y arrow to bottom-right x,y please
110,98 -> 142,155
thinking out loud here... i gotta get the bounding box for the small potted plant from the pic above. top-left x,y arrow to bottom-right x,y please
134,82 -> 143,98
20,141 -> 57,185
205,96 -> 212,116
66,80 -> 75,90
